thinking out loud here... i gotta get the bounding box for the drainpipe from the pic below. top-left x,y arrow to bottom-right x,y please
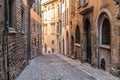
96,24 -> 100,69
27,4 -> 31,64
3,0 -> 9,80
27,0 -> 34,64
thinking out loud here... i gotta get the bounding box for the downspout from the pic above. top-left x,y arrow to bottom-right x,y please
27,1 -> 31,64
27,0 -> 34,64
3,0 -> 9,80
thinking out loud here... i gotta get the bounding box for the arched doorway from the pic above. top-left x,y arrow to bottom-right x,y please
83,18 -> 92,64
97,12 -> 111,69
100,59 -> 106,70
71,36 -> 74,57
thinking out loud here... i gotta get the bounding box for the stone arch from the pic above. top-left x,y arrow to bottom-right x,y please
83,17 -> 92,64
96,8 -> 112,68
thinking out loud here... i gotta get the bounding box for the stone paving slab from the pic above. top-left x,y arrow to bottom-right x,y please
17,54 -> 119,80
55,54 -> 119,80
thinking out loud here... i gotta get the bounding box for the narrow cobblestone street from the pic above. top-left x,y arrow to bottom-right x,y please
17,54 -> 119,80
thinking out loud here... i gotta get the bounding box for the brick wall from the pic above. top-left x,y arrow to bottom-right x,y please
7,0 -> 28,79
0,0 -> 29,79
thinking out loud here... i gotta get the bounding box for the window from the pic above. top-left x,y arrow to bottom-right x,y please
66,8 -> 68,25
9,0 -> 15,27
52,40 -> 54,44
37,0 -> 39,14
39,0 -> 42,15
51,7 -> 55,19
72,0 -> 75,12
52,48 -> 54,53
56,5 -> 59,17
48,7 -> 50,10
62,0 -> 64,3
58,5 -> 59,17
52,3 -> 54,6
21,6 -> 25,33
101,18 -> 110,45
37,24 -> 39,33
51,24 -> 55,34
34,22 -> 36,32
44,10 -> 47,20
39,25 -> 41,35
34,39 -> 36,46
57,22 -> 59,34
60,21 -> 62,34
80,0 -> 88,7
70,21 -> 72,29
33,0 -> 36,11
44,25 -> 47,34
114,0 -> 119,4
79,0 -> 81,6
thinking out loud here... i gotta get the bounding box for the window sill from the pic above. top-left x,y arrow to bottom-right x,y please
99,45 -> 111,49
8,27 -> 17,34
75,43 -> 81,47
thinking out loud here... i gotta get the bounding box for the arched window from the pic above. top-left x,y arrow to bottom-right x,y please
75,25 -> 80,44
102,18 -> 110,45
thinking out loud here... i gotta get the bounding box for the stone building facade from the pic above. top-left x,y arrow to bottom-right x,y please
59,0 -> 70,56
0,0 -> 33,80
42,0 -> 59,54
61,0 -> 120,76
30,0 -> 42,58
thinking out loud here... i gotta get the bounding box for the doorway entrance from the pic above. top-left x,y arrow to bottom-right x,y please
83,18 -> 92,64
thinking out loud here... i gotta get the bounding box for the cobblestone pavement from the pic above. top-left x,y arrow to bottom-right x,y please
17,54 -> 119,80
